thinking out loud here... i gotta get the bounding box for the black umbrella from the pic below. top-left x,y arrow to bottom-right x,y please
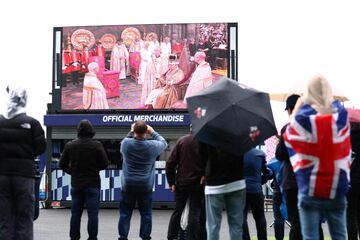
187,77 -> 277,156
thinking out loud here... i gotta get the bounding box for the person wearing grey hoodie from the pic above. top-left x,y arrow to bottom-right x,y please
0,86 -> 46,240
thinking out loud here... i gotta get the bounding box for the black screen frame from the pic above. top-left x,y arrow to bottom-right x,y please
51,22 -> 238,114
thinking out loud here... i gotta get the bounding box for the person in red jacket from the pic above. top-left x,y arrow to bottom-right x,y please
80,45 -> 93,73
93,41 -> 106,68
70,47 -> 81,85
62,49 -> 72,74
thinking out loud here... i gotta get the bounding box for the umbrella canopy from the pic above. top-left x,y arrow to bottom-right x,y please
187,77 -> 277,156
269,80 -> 348,102
347,108 -> 360,123
270,93 -> 348,102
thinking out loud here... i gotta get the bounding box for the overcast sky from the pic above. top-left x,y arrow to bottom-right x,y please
0,0 -> 359,130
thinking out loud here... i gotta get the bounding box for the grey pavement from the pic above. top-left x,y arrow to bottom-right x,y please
34,208 -> 330,239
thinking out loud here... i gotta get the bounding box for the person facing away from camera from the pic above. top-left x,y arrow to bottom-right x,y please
166,129 -> 206,240
59,119 -> 109,240
275,93 -> 303,240
283,75 -> 351,240
118,120 -> 167,240
199,142 -> 246,240
242,147 -> 272,240
0,86 -> 46,240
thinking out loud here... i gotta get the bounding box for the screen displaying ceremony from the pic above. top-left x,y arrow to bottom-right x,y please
60,23 -> 231,110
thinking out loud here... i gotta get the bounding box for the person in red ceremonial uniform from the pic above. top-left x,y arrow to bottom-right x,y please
94,42 -> 105,57
61,44 -> 73,87
61,49 -> 72,87
70,48 -> 81,85
62,49 -> 72,74
80,45 -> 93,73
93,41 -> 106,70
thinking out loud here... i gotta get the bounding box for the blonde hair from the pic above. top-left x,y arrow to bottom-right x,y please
304,74 -> 334,114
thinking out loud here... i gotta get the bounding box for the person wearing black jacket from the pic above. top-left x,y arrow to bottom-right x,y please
166,133 -> 206,240
275,94 -> 302,240
199,142 -> 246,240
0,86 -> 46,240
60,119 -> 109,240
347,122 -> 360,240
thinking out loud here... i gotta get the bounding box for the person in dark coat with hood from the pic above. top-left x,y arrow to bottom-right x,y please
60,119 -> 109,240
0,86 -> 46,240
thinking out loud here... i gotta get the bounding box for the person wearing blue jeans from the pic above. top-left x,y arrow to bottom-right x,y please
118,121 -> 167,240
70,188 -> 100,240
205,189 -> 246,240
199,142 -> 246,240
267,157 -> 286,240
283,76 -> 351,240
298,194 -> 346,240
272,190 -> 285,240
118,191 -> 152,240
60,120 -> 109,240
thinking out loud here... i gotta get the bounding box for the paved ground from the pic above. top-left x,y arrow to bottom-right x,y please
34,208 -> 331,239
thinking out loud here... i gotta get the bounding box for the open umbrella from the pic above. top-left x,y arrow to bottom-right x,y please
347,108 -> 360,123
187,77 -> 277,156
269,80 -> 348,102
270,92 -> 348,102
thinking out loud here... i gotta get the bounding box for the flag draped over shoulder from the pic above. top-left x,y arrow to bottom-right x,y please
283,101 -> 351,199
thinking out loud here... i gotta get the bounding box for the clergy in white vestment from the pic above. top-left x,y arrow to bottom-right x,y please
83,62 -> 109,109
138,42 -> 151,85
160,37 -> 171,75
140,46 -> 164,105
160,37 -> 172,57
183,51 -> 213,103
148,38 -> 160,55
110,40 -> 129,79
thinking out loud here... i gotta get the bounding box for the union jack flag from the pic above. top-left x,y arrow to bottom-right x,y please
283,101 -> 351,199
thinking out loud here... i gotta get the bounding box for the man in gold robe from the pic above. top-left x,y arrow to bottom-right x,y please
145,61 -> 185,109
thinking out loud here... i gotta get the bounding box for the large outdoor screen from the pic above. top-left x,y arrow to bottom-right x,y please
56,23 -> 237,111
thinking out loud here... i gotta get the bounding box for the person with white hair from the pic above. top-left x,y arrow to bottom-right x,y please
83,62 -> 109,109
138,41 -> 151,86
160,37 -> 172,57
0,86 -> 46,239
283,75 -> 351,240
183,51 -> 213,103
140,44 -> 163,105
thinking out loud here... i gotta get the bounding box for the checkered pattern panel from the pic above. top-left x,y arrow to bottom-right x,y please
51,170 -> 111,201
51,168 -> 174,202
51,170 -> 71,201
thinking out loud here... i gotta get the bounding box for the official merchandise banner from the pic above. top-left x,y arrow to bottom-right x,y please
44,113 -> 191,126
